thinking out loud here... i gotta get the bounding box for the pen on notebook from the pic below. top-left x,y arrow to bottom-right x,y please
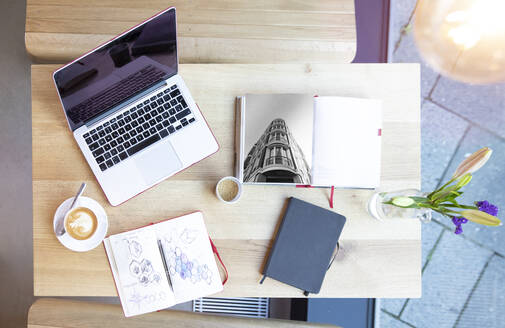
157,239 -> 171,282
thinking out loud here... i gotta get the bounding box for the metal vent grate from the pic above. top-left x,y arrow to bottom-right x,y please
193,297 -> 269,318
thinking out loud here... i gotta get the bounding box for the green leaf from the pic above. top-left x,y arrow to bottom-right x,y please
410,196 -> 430,203
455,173 -> 472,188
432,185 -> 461,203
428,178 -> 456,199
445,198 -> 459,206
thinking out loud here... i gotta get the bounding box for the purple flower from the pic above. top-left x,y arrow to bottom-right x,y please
451,216 -> 468,234
476,201 -> 499,216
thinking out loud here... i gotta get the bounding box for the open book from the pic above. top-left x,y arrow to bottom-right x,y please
235,94 -> 382,188
103,212 -> 223,317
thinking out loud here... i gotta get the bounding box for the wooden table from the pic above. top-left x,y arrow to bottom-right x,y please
25,0 -> 356,63
33,63 -> 421,298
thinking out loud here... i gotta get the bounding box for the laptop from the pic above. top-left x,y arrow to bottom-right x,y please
53,8 -> 219,206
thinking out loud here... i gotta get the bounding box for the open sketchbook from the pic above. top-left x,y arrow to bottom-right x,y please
103,212 -> 223,317
235,94 -> 382,188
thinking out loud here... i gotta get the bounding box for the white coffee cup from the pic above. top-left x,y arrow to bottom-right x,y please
53,196 -> 108,252
215,176 -> 242,204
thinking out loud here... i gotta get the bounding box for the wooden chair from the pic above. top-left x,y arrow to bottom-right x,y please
28,298 -> 339,327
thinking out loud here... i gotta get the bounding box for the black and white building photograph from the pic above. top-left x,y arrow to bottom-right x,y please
243,94 -> 312,184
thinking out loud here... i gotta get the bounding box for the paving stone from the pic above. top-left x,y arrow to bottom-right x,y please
456,255 -> 505,328
421,101 -> 469,192
388,0 -> 417,54
381,298 -> 406,317
385,2 -> 503,328
431,78 -> 505,139
401,232 -> 492,327
388,0 -> 441,99
421,222 -> 443,266
439,126 -> 505,254
393,33 -> 440,99
380,310 -> 414,328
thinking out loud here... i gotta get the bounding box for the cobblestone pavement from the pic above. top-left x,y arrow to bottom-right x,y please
380,1 -> 505,327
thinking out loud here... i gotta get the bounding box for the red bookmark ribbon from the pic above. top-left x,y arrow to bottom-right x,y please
209,237 -> 228,285
296,185 -> 335,208
330,186 -> 335,208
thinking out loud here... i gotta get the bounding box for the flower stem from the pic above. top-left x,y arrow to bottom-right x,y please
438,203 -> 478,210
427,178 -> 456,199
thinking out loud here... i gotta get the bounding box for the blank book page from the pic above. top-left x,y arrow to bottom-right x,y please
311,96 -> 382,188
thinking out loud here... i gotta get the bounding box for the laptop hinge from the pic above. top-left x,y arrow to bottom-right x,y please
85,80 -> 168,128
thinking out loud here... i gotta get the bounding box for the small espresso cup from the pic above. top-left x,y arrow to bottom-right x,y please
63,206 -> 99,241
215,176 -> 242,204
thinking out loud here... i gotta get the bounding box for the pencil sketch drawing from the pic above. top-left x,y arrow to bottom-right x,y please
128,288 -> 168,311
124,238 -> 161,286
165,246 -> 213,285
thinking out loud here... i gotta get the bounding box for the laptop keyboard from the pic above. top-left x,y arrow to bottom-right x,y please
82,85 -> 196,172
67,65 -> 166,124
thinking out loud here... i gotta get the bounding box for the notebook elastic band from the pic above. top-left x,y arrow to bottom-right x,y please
209,237 -> 228,285
327,242 -> 340,270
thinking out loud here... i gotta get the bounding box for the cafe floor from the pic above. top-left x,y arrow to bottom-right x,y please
379,1 -> 505,327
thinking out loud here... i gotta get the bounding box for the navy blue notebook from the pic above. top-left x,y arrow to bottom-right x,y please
261,197 -> 346,295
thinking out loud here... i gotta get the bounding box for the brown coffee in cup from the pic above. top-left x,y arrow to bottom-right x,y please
64,207 -> 98,240
217,179 -> 240,202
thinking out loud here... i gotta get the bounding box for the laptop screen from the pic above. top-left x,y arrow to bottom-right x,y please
54,8 -> 178,131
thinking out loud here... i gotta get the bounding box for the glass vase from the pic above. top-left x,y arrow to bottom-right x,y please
367,189 -> 432,222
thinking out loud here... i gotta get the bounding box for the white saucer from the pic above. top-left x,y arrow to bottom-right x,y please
53,196 -> 108,252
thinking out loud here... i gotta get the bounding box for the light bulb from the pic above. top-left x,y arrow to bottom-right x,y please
413,0 -> 505,84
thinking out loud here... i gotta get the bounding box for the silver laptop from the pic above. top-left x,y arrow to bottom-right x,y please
53,8 -> 218,206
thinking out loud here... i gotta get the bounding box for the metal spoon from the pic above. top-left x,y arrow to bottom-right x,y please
55,182 -> 87,236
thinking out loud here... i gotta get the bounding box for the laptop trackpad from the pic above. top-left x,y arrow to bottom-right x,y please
136,141 -> 183,185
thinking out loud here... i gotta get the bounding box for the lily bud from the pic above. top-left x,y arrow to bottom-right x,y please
460,209 -> 501,227
391,196 -> 415,207
452,147 -> 492,179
